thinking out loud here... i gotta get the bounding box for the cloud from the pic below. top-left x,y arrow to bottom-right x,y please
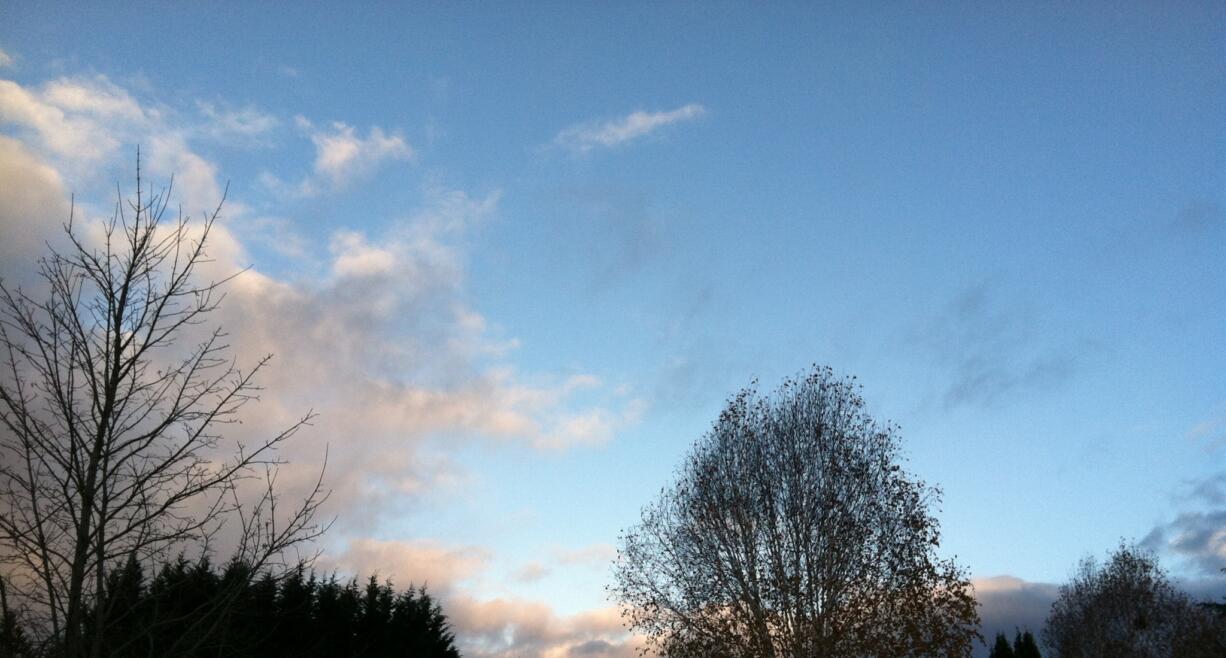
0,72 -> 644,539
0,136 -> 69,284
554,544 -> 616,567
311,121 -> 411,184
908,284 -> 1080,410
261,117 -> 412,197
323,538 -> 490,592
0,48 -> 14,69
197,187 -> 645,531
972,575 -> 1059,642
512,562 -> 550,584
506,544 -> 616,585
554,104 -> 705,154
260,117 -> 412,197
319,537 -> 642,658
0,74 -> 255,216
1189,403 -> 1226,452
1143,473 -> 1226,577
447,597 -> 642,658
0,75 -> 148,167
196,101 -> 280,141
1144,510 -> 1226,576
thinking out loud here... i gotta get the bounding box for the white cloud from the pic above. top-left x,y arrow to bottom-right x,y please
0,48 -> 16,69
196,101 -> 280,141
0,76 -> 146,165
260,117 -> 413,197
554,103 -> 706,154
0,74 -> 241,215
313,122 -> 411,183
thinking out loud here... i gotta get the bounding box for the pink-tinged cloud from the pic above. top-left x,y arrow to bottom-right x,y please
322,538 -> 490,592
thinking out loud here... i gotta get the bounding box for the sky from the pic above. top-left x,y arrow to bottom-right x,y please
0,2 -> 1223,655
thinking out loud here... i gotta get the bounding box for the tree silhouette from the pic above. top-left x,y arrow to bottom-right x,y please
70,557 -> 459,657
1043,543 -> 1225,657
611,366 -> 980,657
1012,629 -> 1041,658
989,633 -> 1015,658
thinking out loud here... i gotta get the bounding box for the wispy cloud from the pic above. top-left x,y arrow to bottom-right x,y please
196,100 -> 280,141
0,48 -> 15,69
554,103 -> 706,154
907,284 -> 1082,410
1188,402 -> 1226,452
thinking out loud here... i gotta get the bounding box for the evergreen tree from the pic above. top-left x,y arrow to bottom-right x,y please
27,558 -> 466,657
988,633 -> 1014,658
0,577 -> 31,658
1013,630 -> 1041,658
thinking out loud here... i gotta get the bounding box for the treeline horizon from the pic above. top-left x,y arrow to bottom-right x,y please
0,555 -> 460,658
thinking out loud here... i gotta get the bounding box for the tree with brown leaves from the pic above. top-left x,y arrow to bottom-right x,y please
611,366 -> 980,657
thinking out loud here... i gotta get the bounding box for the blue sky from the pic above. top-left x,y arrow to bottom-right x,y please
1,2 -> 1223,655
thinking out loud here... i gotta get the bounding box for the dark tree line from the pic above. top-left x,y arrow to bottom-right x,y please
988,630 -> 1040,658
1,557 -> 460,658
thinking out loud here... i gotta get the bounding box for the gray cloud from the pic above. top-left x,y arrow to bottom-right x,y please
569,639 -> 617,656
0,136 -> 69,286
972,576 -> 1059,651
1143,471 -> 1226,578
909,284 -> 1081,410
1144,509 -> 1226,576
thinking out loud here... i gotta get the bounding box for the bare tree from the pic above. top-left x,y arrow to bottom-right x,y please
1042,543 -> 1225,658
0,163 -> 328,657
611,366 -> 980,657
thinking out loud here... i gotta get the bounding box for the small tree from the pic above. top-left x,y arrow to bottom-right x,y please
1012,630 -> 1041,658
1043,543 -> 1225,658
989,633 -> 1015,658
0,163 -> 327,656
610,366 -> 980,657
